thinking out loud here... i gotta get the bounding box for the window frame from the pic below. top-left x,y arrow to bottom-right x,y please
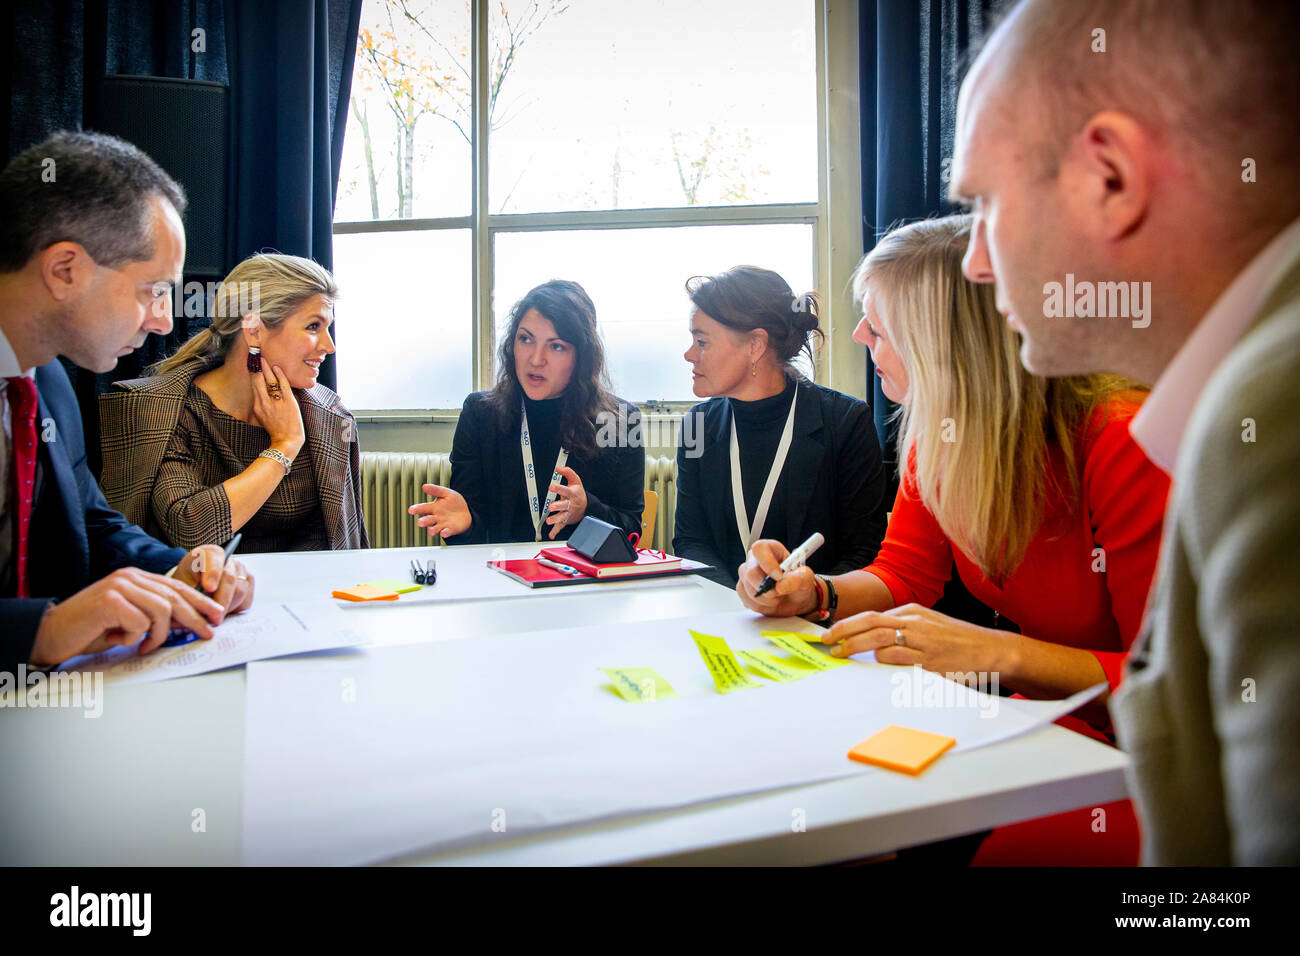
335,0 -> 863,422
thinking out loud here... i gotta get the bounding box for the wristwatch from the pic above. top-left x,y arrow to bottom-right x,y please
259,447 -> 293,474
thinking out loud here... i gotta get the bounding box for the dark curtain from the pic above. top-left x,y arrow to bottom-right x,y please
2,0 -> 230,477
1,0 -> 360,473
225,0 -> 363,393
859,0 -> 1011,629
860,0 -> 1005,498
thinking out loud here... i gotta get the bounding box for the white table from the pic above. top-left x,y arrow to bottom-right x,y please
0,544 -> 1128,866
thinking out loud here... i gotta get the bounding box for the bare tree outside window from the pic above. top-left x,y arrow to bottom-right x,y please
669,122 -> 771,206
332,0 -> 823,411
346,0 -> 571,220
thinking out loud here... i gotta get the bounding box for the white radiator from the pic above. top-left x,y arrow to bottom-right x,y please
361,452 -> 679,550
360,452 -> 452,549
645,454 -> 678,550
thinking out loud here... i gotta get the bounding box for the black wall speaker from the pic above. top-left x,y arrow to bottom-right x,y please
85,75 -> 230,278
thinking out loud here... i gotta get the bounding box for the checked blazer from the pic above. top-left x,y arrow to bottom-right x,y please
98,357 -> 368,552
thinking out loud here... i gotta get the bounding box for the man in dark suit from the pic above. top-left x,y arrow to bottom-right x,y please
0,131 -> 254,672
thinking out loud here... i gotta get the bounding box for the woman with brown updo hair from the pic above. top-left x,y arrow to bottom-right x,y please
675,265 -> 888,588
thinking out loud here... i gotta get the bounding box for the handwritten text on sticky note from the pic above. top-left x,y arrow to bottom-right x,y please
602,667 -> 678,703
765,632 -> 848,671
690,631 -> 762,694
737,649 -> 814,682
761,629 -> 824,643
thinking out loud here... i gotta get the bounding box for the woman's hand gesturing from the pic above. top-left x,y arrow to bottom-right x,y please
409,484 -> 473,539
544,465 -> 588,539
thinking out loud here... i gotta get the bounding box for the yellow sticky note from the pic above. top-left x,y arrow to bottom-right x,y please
761,629 -> 825,643
332,584 -> 400,602
690,631 -> 762,694
765,632 -> 848,670
601,667 -> 678,703
848,725 -> 956,775
737,649 -> 814,682
360,578 -> 423,594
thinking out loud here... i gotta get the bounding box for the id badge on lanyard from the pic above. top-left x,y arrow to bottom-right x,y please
730,385 -> 798,550
521,402 -> 569,541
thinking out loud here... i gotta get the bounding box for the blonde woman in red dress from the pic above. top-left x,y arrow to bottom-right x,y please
738,215 -> 1170,864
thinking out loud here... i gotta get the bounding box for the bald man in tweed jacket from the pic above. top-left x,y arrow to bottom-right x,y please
1112,246 -> 1300,865
949,0 -> 1300,864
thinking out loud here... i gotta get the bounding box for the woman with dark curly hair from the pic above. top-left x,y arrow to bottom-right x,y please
409,279 -> 645,544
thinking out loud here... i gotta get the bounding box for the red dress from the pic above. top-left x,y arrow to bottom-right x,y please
863,395 -> 1170,864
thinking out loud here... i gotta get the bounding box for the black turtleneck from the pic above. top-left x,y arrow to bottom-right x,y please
443,389 -> 646,545
673,376 -> 889,589
729,376 -> 797,525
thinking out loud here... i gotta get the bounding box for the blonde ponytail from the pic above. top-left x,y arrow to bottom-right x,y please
852,215 -> 1143,582
151,326 -> 222,375
152,253 -> 337,377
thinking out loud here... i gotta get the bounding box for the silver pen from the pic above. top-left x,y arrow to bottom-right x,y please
536,557 -> 583,576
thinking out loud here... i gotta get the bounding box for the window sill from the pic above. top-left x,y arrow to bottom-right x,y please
353,410 -> 462,424
353,405 -> 701,425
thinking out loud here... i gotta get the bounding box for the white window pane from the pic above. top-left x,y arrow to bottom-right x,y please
333,230 -> 472,409
494,224 -> 815,403
336,0 -> 473,221
489,0 -> 817,213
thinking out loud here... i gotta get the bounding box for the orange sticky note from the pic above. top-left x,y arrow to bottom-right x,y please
332,584 -> 400,602
847,725 -> 956,775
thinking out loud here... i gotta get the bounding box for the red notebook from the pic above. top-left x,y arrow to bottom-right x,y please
488,559 -> 596,588
488,552 -> 708,588
539,545 -> 681,578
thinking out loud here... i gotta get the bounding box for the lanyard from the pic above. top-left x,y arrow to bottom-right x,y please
521,401 -> 569,542
730,385 -> 798,551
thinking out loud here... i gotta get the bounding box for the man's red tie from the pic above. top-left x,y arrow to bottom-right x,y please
6,376 -> 38,597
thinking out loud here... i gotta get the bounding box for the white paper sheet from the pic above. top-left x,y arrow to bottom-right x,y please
59,601 -> 364,686
241,609 -> 1104,865
344,566 -> 704,606
259,547 -> 710,608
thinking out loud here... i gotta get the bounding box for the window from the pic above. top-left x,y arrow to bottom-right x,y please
334,0 -> 859,414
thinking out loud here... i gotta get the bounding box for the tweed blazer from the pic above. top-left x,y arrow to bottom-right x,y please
98,357 -> 368,551
1112,241 -> 1300,865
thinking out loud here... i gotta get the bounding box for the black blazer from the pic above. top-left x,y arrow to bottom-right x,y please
2,361 -> 186,670
442,391 -> 645,545
673,378 -> 888,588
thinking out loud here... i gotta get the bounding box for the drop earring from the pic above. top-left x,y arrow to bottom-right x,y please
751,362 -> 757,377
247,346 -> 262,374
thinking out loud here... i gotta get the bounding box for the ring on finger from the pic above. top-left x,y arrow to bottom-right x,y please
894,628 -> 906,647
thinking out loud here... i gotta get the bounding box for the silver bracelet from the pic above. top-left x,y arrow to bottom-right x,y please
258,448 -> 293,474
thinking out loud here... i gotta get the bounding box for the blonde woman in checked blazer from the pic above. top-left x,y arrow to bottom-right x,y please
99,253 -> 368,553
